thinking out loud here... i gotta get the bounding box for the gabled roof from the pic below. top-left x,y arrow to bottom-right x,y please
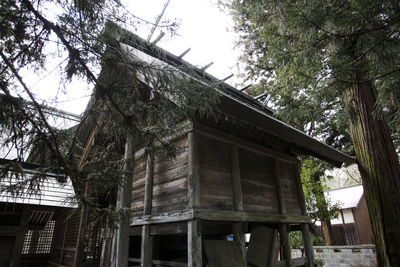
102,22 -> 356,167
0,161 -> 76,208
326,184 -> 364,209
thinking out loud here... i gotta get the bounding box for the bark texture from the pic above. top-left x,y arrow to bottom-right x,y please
346,71 -> 400,267
321,220 -> 335,246
312,174 -> 335,246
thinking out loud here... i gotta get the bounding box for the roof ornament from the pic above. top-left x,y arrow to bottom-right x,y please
146,0 -> 171,43
200,62 -> 214,72
151,32 -> 165,45
239,85 -> 251,91
178,48 -> 191,59
221,73 -> 234,82
262,94 -> 272,108
254,91 -> 267,100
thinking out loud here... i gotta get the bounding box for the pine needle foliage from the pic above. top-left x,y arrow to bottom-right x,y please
0,0 -> 219,231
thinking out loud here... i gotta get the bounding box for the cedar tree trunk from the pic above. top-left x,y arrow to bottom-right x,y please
321,220 -> 335,246
346,71 -> 400,267
312,174 -> 335,245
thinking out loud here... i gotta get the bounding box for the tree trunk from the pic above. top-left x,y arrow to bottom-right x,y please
312,174 -> 335,246
345,71 -> 400,267
321,220 -> 335,246
111,133 -> 135,267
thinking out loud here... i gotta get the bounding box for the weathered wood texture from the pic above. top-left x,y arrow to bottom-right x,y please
188,220 -> 202,267
198,134 -> 233,210
131,155 -> 146,216
239,148 -> 280,214
131,132 -> 305,220
204,240 -> 245,267
279,162 -> 302,216
247,225 -> 279,267
131,136 -> 189,216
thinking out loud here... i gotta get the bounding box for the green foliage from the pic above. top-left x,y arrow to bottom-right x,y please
289,230 -> 325,249
315,259 -> 325,267
301,158 -> 339,224
223,1 -> 400,264
289,231 -> 303,249
222,0 -> 400,153
0,0 -> 218,229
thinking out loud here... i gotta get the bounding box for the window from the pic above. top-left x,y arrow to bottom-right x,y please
21,220 -> 56,254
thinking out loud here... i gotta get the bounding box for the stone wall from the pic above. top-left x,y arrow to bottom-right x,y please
291,245 -> 376,267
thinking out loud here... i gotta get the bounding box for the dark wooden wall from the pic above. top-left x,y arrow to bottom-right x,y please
130,129 -> 303,217
197,133 -> 302,216
131,136 -> 189,217
239,148 -> 278,213
198,134 -> 233,210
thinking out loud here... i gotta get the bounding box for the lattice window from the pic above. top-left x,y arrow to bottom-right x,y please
21,230 -> 33,254
21,220 -> 56,254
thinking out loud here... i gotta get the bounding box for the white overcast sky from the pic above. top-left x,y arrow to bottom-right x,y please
23,0 -> 242,115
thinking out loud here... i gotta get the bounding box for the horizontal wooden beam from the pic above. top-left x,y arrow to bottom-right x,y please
47,261 -> 68,267
194,122 -> 299,165
0,226 -> 19,236
131,210 -> 194,226
153,259 -> 187,266
131,209 -> 311,226
128,258 -> 186,267
194,209 -> 311,224
134,120 -> 193,159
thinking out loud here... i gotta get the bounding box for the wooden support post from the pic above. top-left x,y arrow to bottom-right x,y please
143,152 -> 154,215
188,220 -> 202,267
231,145 -> 243,212
141,152 -> 154,267
300,224 -> 314,267
111,133 -> 135,267
233,223 -> 247,265
60,213 -> 69,263
188,131 -> 200,209
279,224 -> 292,267
231,145 -> 247,265
294,165 -> 315,267
273,159 -> 291,267
75,126 -> 98,266
74,184 -> 89,267
187,133 -> 202,267
10,207 -> 29,267
141,226 -> 153,267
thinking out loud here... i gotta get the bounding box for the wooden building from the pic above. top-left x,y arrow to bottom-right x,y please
319,184 -> 374,245
74,24 -> 356,267
0,160 -> 77,267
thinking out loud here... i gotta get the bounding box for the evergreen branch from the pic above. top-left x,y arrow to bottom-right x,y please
113,1 -> 175,28
23,0 -> 181,158
336,67 -> 400,84
0,27 -> 47,76
0,50 -> 66,167
21,0 -> 98,83
352,25 -> 400,64
295,5 -> 400,40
